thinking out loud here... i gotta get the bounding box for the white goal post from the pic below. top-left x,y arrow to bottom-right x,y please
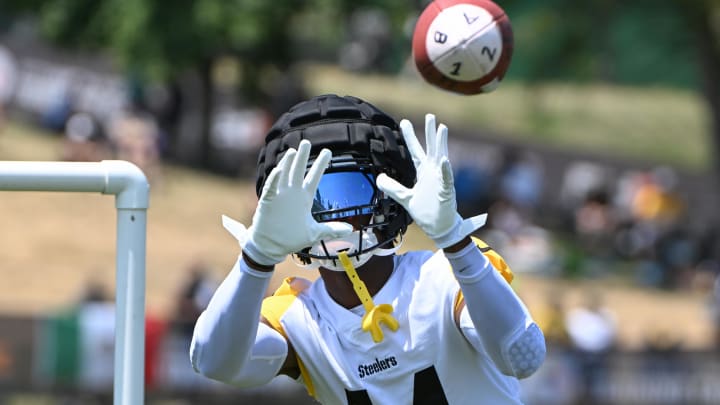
0,160 -> 149,405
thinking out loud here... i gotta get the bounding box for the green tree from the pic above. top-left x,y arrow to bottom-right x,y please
679,0 -> 720,177
30,0 -> 308,167
504,0 -> 720,180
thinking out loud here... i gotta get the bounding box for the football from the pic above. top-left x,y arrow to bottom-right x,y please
412,0 -> 514,95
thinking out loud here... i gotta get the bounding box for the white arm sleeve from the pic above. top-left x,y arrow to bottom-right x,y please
190,257 -> 288,387
446,243 -> 546,379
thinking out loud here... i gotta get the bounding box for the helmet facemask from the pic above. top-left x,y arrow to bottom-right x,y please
292,155 -> 405,271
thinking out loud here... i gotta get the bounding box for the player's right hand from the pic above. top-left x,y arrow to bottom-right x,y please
225,140 -> 354,266
377,114 -> 486,249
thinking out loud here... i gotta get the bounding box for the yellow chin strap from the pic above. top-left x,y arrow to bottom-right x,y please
337,251 -> 399,343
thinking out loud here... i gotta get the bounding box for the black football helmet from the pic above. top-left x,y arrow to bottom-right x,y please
255,94 -> 416,268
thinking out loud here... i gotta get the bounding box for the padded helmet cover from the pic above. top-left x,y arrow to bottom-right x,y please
256,94 -> 415,194
255,94 -> 417,241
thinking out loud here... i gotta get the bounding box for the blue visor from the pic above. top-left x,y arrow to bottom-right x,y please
312,171 -> 377,222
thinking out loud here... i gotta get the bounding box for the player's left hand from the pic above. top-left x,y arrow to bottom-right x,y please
376,114 -> 486,249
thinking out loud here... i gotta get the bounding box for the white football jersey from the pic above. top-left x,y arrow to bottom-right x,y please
271,249 -> 523,405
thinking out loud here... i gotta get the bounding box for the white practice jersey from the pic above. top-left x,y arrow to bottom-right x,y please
265,249 -> 523,405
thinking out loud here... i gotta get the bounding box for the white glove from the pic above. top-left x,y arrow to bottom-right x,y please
376,114 -> 487,249
223,140 -> 354,266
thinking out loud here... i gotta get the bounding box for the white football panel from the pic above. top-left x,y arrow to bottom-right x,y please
433,46 -> 485,81
425,4 -> 495,63
466,23 -> 504,74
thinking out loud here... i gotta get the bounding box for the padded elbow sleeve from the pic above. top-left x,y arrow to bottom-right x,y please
449,243 -> 546,378
460,310 -> 546,379
505,323 -> 546,379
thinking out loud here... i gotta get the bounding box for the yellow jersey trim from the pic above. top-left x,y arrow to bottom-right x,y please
260,276 -> 316,398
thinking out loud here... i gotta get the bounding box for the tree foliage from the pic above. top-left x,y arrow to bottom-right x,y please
500,0 -> 720,176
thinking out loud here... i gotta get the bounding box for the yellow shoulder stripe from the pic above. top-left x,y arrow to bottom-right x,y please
472,236 -> 514,284
261,276 -> 311,336
454,237 -> 514,314
260,276 -> 316,398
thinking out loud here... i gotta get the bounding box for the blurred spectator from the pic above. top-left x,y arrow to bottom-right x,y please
559,161 -> 610,230
142,81 -> 182,158
565,289 -> 617,400
34,281 -> 113,392
75,280 -> 115,395
574,189 -> 614,246
566,290 -> 617,354
60,111 -> 111,162
481,203 -> 555,275
145,313 -> 168,390
630,167 -> 684,228
107,106 -> 163,185
497,148 -> 544,218
455,165 -> 489,213
613,167 -> 692,289
173,261 -> 216,338
653,226 -> 699,289
209,105 -> 272,177
0,45 -> 16,135
612,219 -> 652,261
487,197 -> 526,237
160,261 -> 217,391
617,168 -> 683,253
450,144 -> 501,216
481,147 -> 555,275
40,91 -> 75,133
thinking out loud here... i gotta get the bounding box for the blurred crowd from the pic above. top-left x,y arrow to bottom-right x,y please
456,143 -> 720,310
452,143 -> 718,290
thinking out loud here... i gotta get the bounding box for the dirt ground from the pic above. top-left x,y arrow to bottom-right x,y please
0,123 -> 716,351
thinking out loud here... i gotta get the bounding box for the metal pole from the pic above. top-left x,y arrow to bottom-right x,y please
103,161 -> 149,405
0,160 -> 149,405
115,208 -> 147,405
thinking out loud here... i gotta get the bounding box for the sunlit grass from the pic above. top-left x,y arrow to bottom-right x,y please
1,121 -> 63,161
302,63 -> 711,172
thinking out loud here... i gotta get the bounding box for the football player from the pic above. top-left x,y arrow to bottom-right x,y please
190,94 -> 545,404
